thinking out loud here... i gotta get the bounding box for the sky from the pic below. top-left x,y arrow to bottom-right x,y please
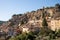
0,0 -> 60,21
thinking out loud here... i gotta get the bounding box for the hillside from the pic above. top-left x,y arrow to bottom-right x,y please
0,3 -> 60,40
0,21 -> 6,26
7,4 -> 60,27
0,4 -> 59,29
8,4 -> 60,40
0,4 -> 60,30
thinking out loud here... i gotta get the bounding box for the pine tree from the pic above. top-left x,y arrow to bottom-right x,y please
42,12 -> 45,18
42,12 -> 48,27
42,18 -> 48,27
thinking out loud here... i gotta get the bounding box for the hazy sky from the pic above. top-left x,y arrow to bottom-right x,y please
0,0 -> 60,21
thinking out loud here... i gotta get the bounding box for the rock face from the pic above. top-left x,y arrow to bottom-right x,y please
8,4 -> 60,26
0,4 -> 60,36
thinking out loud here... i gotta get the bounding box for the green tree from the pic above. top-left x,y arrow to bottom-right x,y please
42,12 -> 45,18
21,20 -> 24,25
42,18 -> 48,27
9,32 -> 36,40
26,32 -> 36,40
55,3 -> 60,7
42,10 -> 48,28
9,33 -> 27,40
55,3 -> 60,9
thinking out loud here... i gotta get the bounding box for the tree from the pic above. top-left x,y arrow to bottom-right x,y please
42,13 -> 45,18
41,12 -> 49,36
9,33 -> 27,40
42,12 -> 48,27
42,18 -> 48,27
55,3 -> 60,7
55,3 -> 60,9
21,20 -> 24,25
9,32 -> 36,40
12,14 -> 17,17
26,32 -> 36,40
